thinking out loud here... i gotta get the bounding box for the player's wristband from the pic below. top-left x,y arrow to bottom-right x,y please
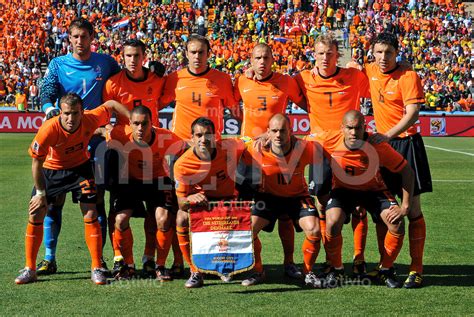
35,189 -> 46,197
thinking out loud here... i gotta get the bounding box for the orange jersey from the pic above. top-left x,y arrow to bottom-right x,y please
294,67 -> 370,134
107,125 -> 185,181
234,72 -> 303,137
365,63 -> 425,137
304,127 -> 345,150
103,69 -> 164,126
174,138 -> 245,199
161,68 -> 238,140
242,139 -> 321,197
325,133 -> 407,191
29,106 -> 111,170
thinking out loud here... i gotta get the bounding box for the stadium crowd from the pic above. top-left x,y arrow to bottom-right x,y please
0,0 -> 472,112
348,0 -> 473,111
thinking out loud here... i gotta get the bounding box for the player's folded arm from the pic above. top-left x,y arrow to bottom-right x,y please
102,100 -> 131,121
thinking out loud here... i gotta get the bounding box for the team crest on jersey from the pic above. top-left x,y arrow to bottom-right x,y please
270,84 -> 281,94
206,81 -> 219,94
95,65 -> 103,81
32,141 -> 40,152
147,87 -> 153,95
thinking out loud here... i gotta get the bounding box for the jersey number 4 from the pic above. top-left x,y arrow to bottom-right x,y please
192,92 -> 202,107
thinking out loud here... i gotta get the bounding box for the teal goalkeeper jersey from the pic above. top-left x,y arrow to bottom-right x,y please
40,52 -> 120,111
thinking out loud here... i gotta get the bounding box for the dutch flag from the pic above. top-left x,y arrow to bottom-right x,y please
112,17 -> 130,29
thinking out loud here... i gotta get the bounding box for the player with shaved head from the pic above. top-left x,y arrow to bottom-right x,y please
235,43 -> 306,279
240,114 -> 325,288
322,110 -> 415,288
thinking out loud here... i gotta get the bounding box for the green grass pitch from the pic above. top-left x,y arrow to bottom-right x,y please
1,134 -> 473,315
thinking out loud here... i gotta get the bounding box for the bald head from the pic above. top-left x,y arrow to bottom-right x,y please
269,113 -> 290,129
341,110 -> 365,149
342,110 -> 365,125
252,43 -> 273,57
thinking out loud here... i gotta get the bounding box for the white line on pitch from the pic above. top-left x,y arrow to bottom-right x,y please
425,145 -> 474,157
432,180 -> 474,182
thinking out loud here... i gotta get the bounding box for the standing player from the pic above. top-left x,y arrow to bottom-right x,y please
366,32 -> 432,288
37,18 -> 121,274
15,93 -> 129,285
160,34 -> 240,141
173,117 -> 247,288
160,34 -> 239,278
105,106 -> 187,280
323,110 -> 414,288
103,39 -> 164,126
102,39 -> 167,277
234,43 -> 305,279
240,114 -> 324,288
294,33 -> 371,277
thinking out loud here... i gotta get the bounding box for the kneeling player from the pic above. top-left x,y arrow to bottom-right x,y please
106,106 -> 186,280
324,110 -> 414,288
174,117 -> 247,288
241,114 -> 324,288
15,93 -> 129,285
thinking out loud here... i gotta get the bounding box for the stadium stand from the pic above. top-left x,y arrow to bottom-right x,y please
0,0 -> 472,112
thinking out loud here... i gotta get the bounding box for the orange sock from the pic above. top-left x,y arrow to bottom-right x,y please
114,227 -> 134,266
25,222 -> 43,269
409,216 -> 426,274
84,218 -> 103,269
319,216 -> 330,264
319,215 -> 327,245
381,231 -> 404,269
111,230 -> 122,257
278,218 -> 294,265
156,229 -> 173,267
375,222 -> 388,264
143,216 -> 156,258
172,229 -> 183,265
176,226 -> 197,272
302,235 -> 321,274
352,213 -> 368,262
325,233 -> 343,268
253,236 -> 264,273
